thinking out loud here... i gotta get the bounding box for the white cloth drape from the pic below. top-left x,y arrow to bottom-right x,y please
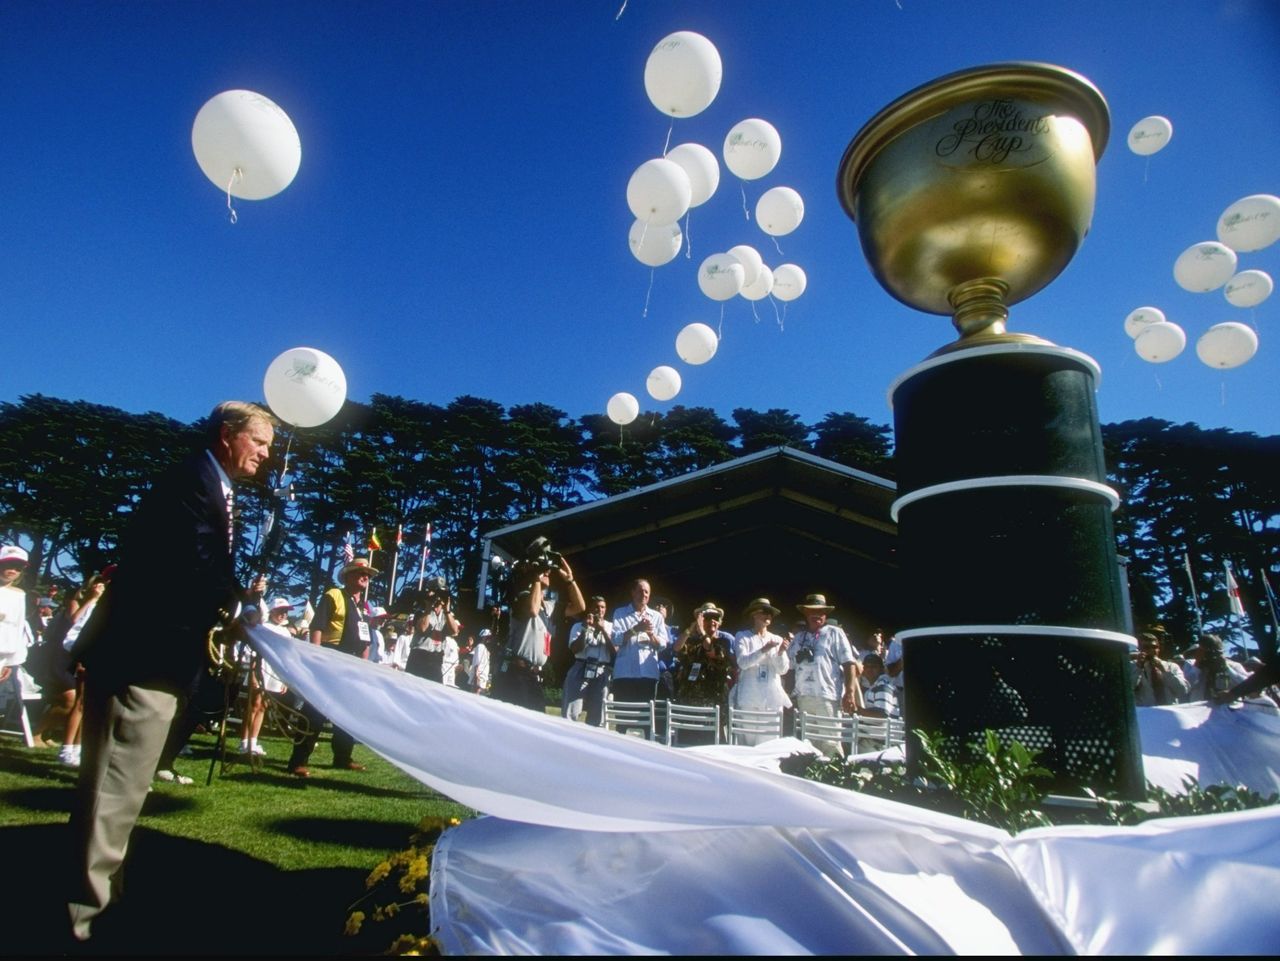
248,626 -> 1280,955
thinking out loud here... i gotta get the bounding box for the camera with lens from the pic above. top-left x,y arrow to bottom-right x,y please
519,536 -> 563,575
794,647 -> 815,665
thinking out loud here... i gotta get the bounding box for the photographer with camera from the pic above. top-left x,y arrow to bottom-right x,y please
561,595 -> 614,725
405,576 -> 460,684
791,593 -> 860,758
493,538 -> 585,712
1132,630 -> 1189,706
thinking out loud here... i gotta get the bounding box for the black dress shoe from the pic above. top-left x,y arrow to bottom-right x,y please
290,766 -> 311,778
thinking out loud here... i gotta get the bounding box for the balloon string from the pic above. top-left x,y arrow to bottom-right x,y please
225,168 -> 242,224
772,296 -> 783,331
717,302 -> 725,339
770,235 -> 784,256
1153,372 -> 1163,391
780,302 -> 787,332
684,211 -> 692,259
1143,157 -> 1150,185
750,301 -> 761,324
740,182 -> 750,220
615,0 -> 628,19
643,268 -> 654,318
662,120 -> 673,157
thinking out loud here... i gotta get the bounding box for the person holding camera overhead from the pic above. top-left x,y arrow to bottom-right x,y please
791,593 -> 861,758
493,538 -> 585,712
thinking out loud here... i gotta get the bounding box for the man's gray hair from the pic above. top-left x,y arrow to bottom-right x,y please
205,401 -> 277,445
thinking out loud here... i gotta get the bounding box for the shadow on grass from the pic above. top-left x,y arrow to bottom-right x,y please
4,823 -> 365,955
270,816 -> 421,851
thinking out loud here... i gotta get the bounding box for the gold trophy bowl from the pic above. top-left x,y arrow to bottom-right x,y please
837,63 -> 1109,353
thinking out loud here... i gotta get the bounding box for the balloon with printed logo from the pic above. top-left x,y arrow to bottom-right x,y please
1216,194 -> 1280,253
675,323 -> 719,365
606,392 -> 640,426
1224,269 -> 1273,308
646,365 -> 682,401
726,245 -> 763,288
192,90 -> 302,200
263,347 -> 347,428
1134,322 -> 1186,363
644,31 -> 722,119
1124,306 -> 1166,339
1173,242 -> 1237,293
755,186 -> 805,236
1126,116 -> 1172,156
665,143 -> 720,208
723,118 -> 782,181
1196,322 -> 1258,369
698,252 -> 745,301
627,158 -> 692,227
741,263 -> 774,301
628,219 -> 682,267
771,263 -> 807,302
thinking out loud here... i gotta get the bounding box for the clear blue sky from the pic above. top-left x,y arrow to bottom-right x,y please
3,0 -> 1278,438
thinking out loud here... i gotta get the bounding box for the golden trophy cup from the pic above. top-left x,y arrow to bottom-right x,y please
838,64 -> 1145,797
838,62 -> 1109,353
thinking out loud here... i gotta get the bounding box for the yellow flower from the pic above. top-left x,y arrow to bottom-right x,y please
366,860 -> 392,887
343,911 -> 365,936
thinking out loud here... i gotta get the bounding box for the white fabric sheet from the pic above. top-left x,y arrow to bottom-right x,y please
248,626 -> 1280,955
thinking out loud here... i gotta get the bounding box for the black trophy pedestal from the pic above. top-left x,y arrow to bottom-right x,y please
890,343 -> 1144,798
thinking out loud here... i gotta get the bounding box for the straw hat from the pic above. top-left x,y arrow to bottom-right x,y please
743,597 -> 781,616
795,593 -> 835,612
339,557 -> 379,580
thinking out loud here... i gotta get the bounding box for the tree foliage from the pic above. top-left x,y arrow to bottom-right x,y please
3,394 -> 1275,657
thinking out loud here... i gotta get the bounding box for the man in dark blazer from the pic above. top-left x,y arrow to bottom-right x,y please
67,400 -> 275,943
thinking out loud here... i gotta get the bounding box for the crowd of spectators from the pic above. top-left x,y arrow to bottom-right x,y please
3,541 -> 1277,781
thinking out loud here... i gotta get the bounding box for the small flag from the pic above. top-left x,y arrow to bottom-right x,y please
368,527 -> 382,552
423,522 -> 432,562
340,532 -> 354,564
1225,561 -> 1245,617
395,523 -> 403,548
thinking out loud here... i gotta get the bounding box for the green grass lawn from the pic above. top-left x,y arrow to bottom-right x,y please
0,726 -> 473,955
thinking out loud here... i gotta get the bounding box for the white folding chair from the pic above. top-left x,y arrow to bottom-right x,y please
796,710 -> 856,757
603,699 -> 657,740
0,671 -> 35,748
664,703 -> 721,747
887,716 -> 907,748
726,706 -> 783,745
853,715 -> 893,754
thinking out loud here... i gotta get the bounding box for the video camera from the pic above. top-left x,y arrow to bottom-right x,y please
517,536 -> 563,576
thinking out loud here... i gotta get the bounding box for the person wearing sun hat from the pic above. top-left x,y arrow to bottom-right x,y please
0,546 -> 33,684
287,557 -> 379,777
791,593 -> 861,757
730,598 -> 791,743
672,601 -> 736,743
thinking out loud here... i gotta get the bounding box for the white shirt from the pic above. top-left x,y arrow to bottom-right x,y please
442,637 -> 460,687
0,585 -> 32,668
569,619 -> 613,662
610,604 -> 667,680
469,643 -> 491,692
790,624 -> 856,702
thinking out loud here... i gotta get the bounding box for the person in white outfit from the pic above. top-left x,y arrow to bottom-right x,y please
730,598 -> 791,745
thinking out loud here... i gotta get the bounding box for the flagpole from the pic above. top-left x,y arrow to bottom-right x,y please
1183,550 -> 1204,636
418,522 -> 431,591
388,523 -> 402,606
1225,560 -> 1250,658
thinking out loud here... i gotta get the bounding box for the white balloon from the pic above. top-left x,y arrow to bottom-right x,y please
263,347 -> 347,428
626,158 -> 692,226
606,392 -> 640,425
1224,269 -> 1274,308
771,263 -> 807,302
191,90 -> 302,200
723,118 -> 782,181
646,365 -> 682,401
1216,194 -> 1280,253
741,263 -> 774,301
726,245 -> 763,287
698,253 -> 745,301
675,323 -> 719,365
665,143 -> 720,208
1173,242 -> 1238,293
1123,306 -> 1166,339
644,31 -> 722,119
1127,116 -> 1172,156
755,186 -> 805,236
628,219 -> 682,267
1196,322 -> 1259,369
1134,322 -> 1186,363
